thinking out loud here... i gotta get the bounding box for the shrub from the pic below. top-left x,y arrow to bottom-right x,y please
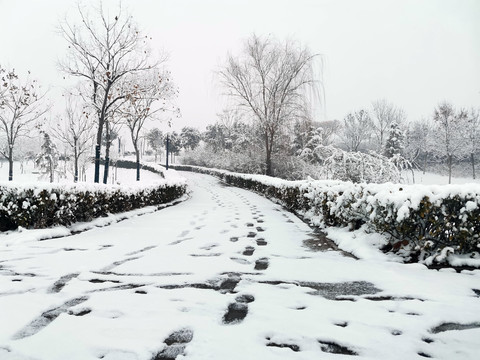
0,180 -> 186,231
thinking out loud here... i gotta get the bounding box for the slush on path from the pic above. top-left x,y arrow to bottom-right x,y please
0,172 -> 479,359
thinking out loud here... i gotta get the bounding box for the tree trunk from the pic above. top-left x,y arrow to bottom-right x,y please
471,152 -> 476,180
166,135 -> 169,170
103,122 -> 111,185
94,144 -> 101,183
103,148 -> 110,185
135,145 -> 141,181
265,150 -> 272,176
49,158 -> 54,183
448,154 -> 452,184
74,140 -> 79,183
264,132 -> 272,176
8,149 -> 13,181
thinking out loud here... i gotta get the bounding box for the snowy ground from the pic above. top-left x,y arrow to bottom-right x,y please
407,170 -> 480,185
1,171 -> 479,360
0,160 -> 163,185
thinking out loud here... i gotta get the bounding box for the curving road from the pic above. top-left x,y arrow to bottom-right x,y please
0,172 -> 479,360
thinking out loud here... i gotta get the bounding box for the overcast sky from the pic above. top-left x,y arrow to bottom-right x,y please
1,0 -> 479,132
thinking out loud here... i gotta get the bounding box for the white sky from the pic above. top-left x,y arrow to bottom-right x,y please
1,0 -> 479,132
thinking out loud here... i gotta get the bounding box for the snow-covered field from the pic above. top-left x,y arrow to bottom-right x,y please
0,160 -> 164,185
1,171 -> 479,359
408,170 -> 480,185
3,159 -> 480,186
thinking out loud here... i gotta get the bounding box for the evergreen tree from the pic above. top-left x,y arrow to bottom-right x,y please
165,131 -> 182,163
146,128 -> 164,162
180,127 -> 201,151
384,122 -> 405,158
36,132 -> 59,183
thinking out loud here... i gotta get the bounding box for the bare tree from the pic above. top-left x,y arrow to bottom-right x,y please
371,99 -> 406,152
217,108 -> 244,131
341,109 -> 372,152
59,2 -> 159,183
51,95 -> 93,182
433,102 -> 467,184
0,67 -> 47,181
317,120 -> 341,146
404,118 -> 435,173
464,107 -> 480,179
219,34 -> 318,176
121,69 -> 177,180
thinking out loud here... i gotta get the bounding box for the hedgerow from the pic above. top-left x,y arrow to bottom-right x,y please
0,180 -> 186,231
169,164 -> 480,265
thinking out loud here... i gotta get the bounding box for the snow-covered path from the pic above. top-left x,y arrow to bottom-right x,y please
1,172 -> 479,360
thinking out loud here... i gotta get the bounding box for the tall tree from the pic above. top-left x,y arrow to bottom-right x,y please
219,34 -> 318,176
433,102 -> 467,184
0,67 -> 47,181
59,3 -> 158,183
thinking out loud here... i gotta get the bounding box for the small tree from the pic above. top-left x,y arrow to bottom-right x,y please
36,132 -> 59,183
146,128 -> 164,162
52,96 -> 93,182
384,122 -> 405,158
165,131 -> 181,163
121,69 -> 177,181
341,109 -> 372,152
432,102 -> 467,184
204,123 -> 228,152
317,120 -> 341,146
0,67 -> 47,180
404,118 -> 435,173
371,99 -> 406,152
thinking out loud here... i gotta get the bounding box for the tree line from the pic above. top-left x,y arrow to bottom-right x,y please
1,3 -> 177,183
184,98 -> 479,183
1,3 -> 478,185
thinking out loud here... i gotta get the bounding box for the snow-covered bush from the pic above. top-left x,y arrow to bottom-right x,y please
300,145 -> 401,183
182,147 -> 264,175
0,179 -> 186,231
169,164 -> 480,264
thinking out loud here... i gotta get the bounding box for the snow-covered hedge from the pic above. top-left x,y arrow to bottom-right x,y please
105,159 -> 165,177
0,179 -> 186,231
169,164 -> 480,263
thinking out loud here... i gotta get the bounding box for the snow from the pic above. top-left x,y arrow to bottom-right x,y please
0,160 -> 166,186
1,171 -> 479,359
410,170 -> 480,185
